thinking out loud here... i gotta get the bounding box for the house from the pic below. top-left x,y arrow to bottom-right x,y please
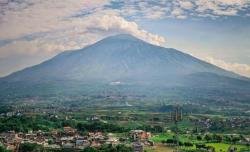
88,132 -> 105,141
75,138 -> 90,149
129,130 -> 151,141
87,115 -> 100,121
51,129 -> 59,137
61,137 -> 74,145
91,140 -> 101,147
62,143 -> 74,149
105,137 -> 119,145
63,126 -> 76,135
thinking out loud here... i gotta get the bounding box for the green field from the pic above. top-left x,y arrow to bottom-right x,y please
206,143 -> 249,152
150,133 -> 174,142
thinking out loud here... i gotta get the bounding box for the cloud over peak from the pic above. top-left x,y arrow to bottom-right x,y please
85,15 -> 165,46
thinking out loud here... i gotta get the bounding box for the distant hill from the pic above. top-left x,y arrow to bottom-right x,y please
1,34 -> 250,105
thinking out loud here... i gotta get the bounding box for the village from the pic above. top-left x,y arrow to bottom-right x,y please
0,105 -> 250,152
0,126 -> 153,152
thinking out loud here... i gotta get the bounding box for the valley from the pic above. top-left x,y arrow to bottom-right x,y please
0,103 -> 250,152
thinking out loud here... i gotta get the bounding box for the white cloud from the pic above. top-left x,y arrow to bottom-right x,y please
171,8 -> 187,19
179,1 -> 194,9
108,0 -> 250,20
205,56 -> 250,78
144,10 -> 166,19
0,13 -> 166,58
217,0 -> 249,5
171,8 -> 184,16
0,0 -> 110,40
194,0 -> 249,16
0,0 -> 166,76
0,0 -> 165,54
84,15 -> 166,45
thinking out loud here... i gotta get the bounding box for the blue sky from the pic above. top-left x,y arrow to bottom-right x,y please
0,0 -> 250,77
139,17 -> 250,63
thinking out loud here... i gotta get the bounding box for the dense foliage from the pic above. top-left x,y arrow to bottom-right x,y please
19,143 -> 42,152
17,143 -> 132,152
0,145 -> 11,152
0,115 -> 62,132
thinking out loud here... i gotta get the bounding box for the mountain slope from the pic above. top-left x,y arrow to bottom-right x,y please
0,34 -> 250,104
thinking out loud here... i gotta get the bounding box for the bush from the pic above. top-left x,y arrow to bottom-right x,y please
204,134 -> 212,142
184,142 -> 193,147
196,144 -> 206,149
197,135 -> 202,141
19,143 -> 42,152
81,147 -> 98,152
81,144 -> 133,152
0,146 -> 11,152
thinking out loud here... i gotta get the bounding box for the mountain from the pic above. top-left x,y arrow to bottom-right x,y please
0,34 -> 250,105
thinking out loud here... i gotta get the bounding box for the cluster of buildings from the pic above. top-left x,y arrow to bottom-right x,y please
191,117 -> 250,130
0,127 -> 118,151
0,127 -> 153,152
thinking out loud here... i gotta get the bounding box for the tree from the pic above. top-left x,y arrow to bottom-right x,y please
82,147 -> 98,152
48,139 -> 53,145
204,134 -> 212,142
166,139 -> 174,144
196,143 -> 206,149
213,134 -> 222,143
19,143 -> 42,152
0,146 -> 11,152
246,142 -> 250,150
184,142 -> 193,147
115,144 -> 133,152
197,135 -> 202,141
231,136 -> 240,144
224,135 -> 232,143
207,146 -> 215,152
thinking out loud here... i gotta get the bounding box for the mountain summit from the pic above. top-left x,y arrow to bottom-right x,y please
1,34 -> 250,104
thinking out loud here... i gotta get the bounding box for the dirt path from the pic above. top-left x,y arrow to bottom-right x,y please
145,143 -> 174,152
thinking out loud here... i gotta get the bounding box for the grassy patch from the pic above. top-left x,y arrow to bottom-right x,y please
206,143 -> 247,152
150,133 -> 174,142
